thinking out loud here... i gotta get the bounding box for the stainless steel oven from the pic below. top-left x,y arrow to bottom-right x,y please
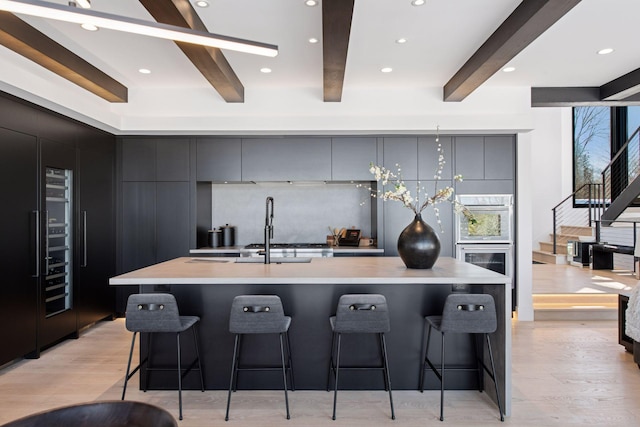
456,194 -> 513,243
455,194 -> 514,294
456,244 -> 513,287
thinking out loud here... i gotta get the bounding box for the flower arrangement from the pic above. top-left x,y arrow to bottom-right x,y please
360,129 -> 475,230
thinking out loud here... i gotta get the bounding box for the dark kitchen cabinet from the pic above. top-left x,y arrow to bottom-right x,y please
157,182 -> 190,262
76,140 -> 116,330
0,127 -> 38,365
157,139 -> 190,182
241,137 -> 332,181
196,138 -> 242,181
121,182 -> 157,272
118,138 -> 191,314
331,137 -> 378,181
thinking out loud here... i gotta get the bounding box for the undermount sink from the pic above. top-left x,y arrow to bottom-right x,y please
235,257 -> 312,264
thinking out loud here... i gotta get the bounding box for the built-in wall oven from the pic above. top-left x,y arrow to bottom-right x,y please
455,195 -> 514,304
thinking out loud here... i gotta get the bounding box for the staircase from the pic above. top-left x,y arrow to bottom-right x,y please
533,225 -> 594,264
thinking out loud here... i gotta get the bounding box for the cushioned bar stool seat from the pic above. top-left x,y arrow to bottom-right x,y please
327,294 -> 395,420
225,295 -> 294,421
0,401 -> 177,427
420,293 -> 504,422
122,293 -> 204,421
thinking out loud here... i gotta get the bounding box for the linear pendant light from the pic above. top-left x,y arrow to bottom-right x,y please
0,0 -> 278,57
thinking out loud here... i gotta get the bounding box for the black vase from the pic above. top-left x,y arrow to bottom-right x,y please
397,214 -> 441,269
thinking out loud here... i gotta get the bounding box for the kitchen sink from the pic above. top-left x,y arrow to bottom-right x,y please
235,257 -> 312,264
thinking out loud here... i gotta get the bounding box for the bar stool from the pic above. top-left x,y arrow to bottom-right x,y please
327,294 -> 395,420
419,293 -> 504,422
225,295 -> 294,421
122,293 -> 204,421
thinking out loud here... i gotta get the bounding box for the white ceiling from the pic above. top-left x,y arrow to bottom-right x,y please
1,0 -> 639,134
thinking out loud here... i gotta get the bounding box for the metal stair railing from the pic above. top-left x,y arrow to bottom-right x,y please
552,183 -> 603,254
601,126 -> 640,216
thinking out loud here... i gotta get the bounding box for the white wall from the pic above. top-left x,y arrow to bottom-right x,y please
530,107 -> 573,247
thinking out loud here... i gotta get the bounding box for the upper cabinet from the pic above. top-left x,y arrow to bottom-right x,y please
484,136 -> 515,180
418,136 -> 453,180
122,138 -> 190,182
331,137 -> 378,181
241,137 -> 332,181
196,138 -> 242,182
383,137 -> 418,180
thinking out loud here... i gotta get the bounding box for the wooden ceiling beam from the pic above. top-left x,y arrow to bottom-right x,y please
600,67 -> 640,101
0,12 -> 127,103
322,0 -> 355,102
139,0 -> 244,103
443,0 -> 581,102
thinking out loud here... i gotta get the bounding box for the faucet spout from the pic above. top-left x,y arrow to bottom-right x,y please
265,197 -> 274,264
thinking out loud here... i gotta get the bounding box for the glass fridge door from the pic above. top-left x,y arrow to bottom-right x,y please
44,167 -> 72,317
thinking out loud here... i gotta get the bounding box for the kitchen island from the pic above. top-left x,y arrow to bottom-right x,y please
110,256 -> 511,415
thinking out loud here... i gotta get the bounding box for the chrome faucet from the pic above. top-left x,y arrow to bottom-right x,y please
264,196 -> 274,264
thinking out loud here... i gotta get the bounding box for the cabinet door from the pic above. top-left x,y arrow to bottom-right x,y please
157,139 -> 190,182
76,142 -> 116,329
383,137 -> 418,180
454,136 -> 485,179
122,139 -> 155,181
0,128 -> 38,364
484,136 -> 515,180
122,182 -> 156,272
156,182 -> 190,262
242,138 -> 332,181
331,137 -> 378,181
196,138 -> 242,181
419,136 -> 452,180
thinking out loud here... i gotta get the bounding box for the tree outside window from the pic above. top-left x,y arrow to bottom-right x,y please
573,106 -> 610,203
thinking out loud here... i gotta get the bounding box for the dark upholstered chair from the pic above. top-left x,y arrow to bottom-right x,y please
225,295 -> 294,421
327,294 -> 395,420
122,293 -> 204,421
0,401 -> 177,427
420,293 -> 504,422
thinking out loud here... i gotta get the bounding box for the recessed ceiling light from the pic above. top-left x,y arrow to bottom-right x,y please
411,0 -> 425,6
260,67 -> 272,73
81,23 -> 98,31
195,1 -> 209,7
502,66 -> 516,73
381,67 -> 393,73
138,68 -> 151,74
396,38 -> 407,44
308,37 -> 319,44
305,0 -> 318,6
597,48 -> 614,55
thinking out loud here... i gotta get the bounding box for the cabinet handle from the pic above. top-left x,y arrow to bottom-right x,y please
32,210 -> 40,278
45,210 -> 49,263
82,211 -> 87,267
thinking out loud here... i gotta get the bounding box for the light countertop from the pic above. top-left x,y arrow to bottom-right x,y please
109,256 -> 509,286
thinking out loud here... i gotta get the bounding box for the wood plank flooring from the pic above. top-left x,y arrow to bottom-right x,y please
1,264 -> 639,426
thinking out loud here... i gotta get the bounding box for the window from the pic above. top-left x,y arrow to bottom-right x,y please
627,106 -> 640,139
573,106 -> 611,203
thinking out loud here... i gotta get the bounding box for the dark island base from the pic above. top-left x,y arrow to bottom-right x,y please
135,282 -> 506,402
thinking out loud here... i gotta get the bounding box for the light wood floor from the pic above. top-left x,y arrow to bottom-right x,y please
1,264 -> 639,426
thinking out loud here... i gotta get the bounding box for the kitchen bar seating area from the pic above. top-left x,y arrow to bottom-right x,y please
108,256 -> 511,422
